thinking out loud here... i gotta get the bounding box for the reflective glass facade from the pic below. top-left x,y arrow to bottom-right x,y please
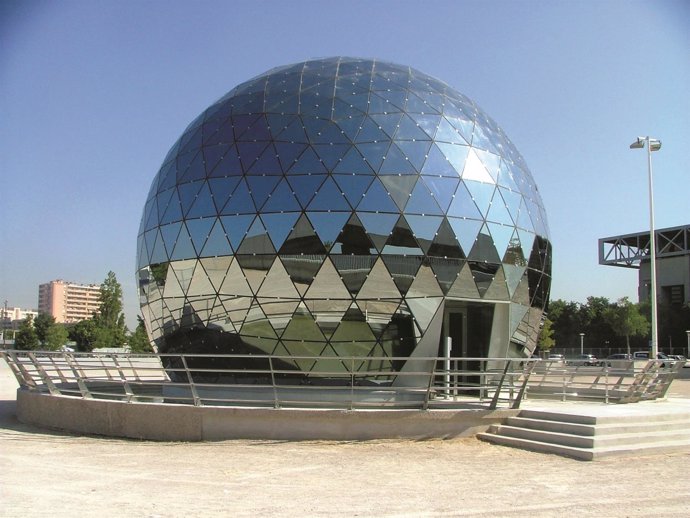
137,57 -> 551,378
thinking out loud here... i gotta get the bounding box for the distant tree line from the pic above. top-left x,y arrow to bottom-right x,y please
538,296 -> 690,355
13,271 -> 152,353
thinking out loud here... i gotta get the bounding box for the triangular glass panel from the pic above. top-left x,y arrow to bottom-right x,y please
334,111 -> 367,142
236,217 -> 276,255
356,258 -> 401,300
186,262 -> 216,297
149,230 -> 167,265
208,177 -> 241,213
221,295 -> 252,329
279,214 -> 326,255
354,116 -> 388,143
237,141 -> 270,173
331,255 -> 377,295
170,259 -> 196,295
356,178 -> 399,213
220,179 -> 256,215
446,261 -> 480,299
246,143 -> 282,176
304,258 -> 351,300
420,176 -> 459,213
274,141 -> 308,172
159,222 -> 182,257
487,222 -> 514,261
435,116 -> 467,145
504,230 -> 527,267
405,180 -> 443,215
177,181 -> 204,217
357,141 -> 389,172
447,183 -> 482,220
469,261 -> 499,298
333,213 -> 377,255
517,229 -> 535,261
428,257 -> 462,294
200,220 -> 233,258
256,259 -> 300,299
382,216 -> 423,256
246,175 -> 281,211
220,214 -> 255,251
170,224 -> 196,261
260,212 -> 300,251
380,254 -> 422,297
394,114 -> 433,141
178,150 -> 208,184
312,143 -> 351,170
379,175 -> 417,211
461,148 -> 494,184
447,217 -> 483,257
307,211 -> 350,251
405,215 -> 443,254
495,187 -> 521,225
162,262 -> 186,299
503,264 -> 526,298
484,266 -> 509,300
406,297 -> 443,333
175,150 -> 200,182
306,177 -> 351,211
475,149 -> 501,183
411,114 -> 441,140
185,217 -> 215,255
208,145 -> 243,177
370,112 -> 404,139
378,143 -> 418,175
286,146 -> 328,175
468,223 -> 501,263
275,116 -> 308,144
217,259 -> 253,297
427,217 -> 463,259
285,174 -> 327,208
357,211 -> 399,251
465,180 -> 496,218
394,140 -> 433,172
186,182 -> 216,219
332,146 -> 375,175
200,256 -> 232,293
421,143 -> 459,177
261,178 -> 302,213
406,263 -> 443,298
509,303 -> 530,337
282,254 -> 324,295
234,255 -> 275,294
333,174 -> 374,207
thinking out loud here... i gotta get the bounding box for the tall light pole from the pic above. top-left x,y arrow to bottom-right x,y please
579,332 -> 585,356
686,330 -> 689,359
630,136 -> 661,360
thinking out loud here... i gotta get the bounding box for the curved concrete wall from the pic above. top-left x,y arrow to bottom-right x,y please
16,389 -> 518,441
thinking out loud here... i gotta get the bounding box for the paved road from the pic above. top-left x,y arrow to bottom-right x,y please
1,360 -> 690,517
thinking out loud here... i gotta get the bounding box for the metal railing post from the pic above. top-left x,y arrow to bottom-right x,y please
180,355 -> 201,406
269,356 -> 279,409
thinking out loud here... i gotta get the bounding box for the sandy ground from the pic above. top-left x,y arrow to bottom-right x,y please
2,360 -> 690,517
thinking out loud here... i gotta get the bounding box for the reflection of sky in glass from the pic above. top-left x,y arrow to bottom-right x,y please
138,57 -> 552,361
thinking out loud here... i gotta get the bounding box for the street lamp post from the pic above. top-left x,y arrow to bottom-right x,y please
630,136 -> 661,360
579,333 -> 585,356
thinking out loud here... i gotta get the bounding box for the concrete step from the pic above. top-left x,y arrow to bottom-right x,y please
478,406 -> 690,460
477,432 -> 690,461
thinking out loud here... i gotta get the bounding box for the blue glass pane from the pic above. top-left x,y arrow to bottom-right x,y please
261,178 -> 301,212
307,211 -> 351,250
404,180 -> 443,215
221,214 -> 255,250
307,177 -> 351,211
247,176 -> 281,210
200,220 -> 233,257
286,174 -> 326,207
332,174 -> 374,205
246,144 -> 282,176
220,180 -> 256,215
186,182 -> 216,219
260,212 -> 300,251
186,218 -> 215,254
208,177 -> 241,213
355,179 -> 399,213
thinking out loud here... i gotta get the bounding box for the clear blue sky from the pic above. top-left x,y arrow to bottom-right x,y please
1,0 -> 688,329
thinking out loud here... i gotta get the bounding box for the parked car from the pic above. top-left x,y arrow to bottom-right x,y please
547,354 -> 564,362
632,351 -> 675,367
567,354 -> 599,367
605,353 -> 633,367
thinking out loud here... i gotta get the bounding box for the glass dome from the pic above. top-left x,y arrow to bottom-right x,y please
137,57 -> 551,379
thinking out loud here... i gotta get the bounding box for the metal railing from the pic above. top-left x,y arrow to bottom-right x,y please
1,351 -> 682,410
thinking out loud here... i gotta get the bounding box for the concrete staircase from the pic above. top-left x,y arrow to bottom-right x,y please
477,407 -> 690,461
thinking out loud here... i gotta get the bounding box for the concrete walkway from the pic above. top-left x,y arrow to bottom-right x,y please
1,360 -> 690,517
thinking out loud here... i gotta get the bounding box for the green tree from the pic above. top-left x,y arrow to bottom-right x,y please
45,324 -> 69,351
603,297 -> 649,355
538,317 -> 555,352
68,318 -> 97,352
33,312 -> 56,345
128,316 -> 153,353
92,271 -> 128,348
15,314 -> 39,350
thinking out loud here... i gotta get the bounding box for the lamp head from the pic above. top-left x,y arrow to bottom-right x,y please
629,136 -> 662,151
630,137 -> 645,149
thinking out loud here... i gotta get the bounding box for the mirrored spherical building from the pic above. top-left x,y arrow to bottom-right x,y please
137,57 -> 551,382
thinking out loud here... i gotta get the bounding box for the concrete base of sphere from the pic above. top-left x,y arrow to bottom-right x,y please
16,388 -> 519,441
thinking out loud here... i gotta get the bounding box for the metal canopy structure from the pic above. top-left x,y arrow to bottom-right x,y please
599,224 -> 690,269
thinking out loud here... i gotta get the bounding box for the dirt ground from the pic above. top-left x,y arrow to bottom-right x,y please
2,361 -> 690,517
